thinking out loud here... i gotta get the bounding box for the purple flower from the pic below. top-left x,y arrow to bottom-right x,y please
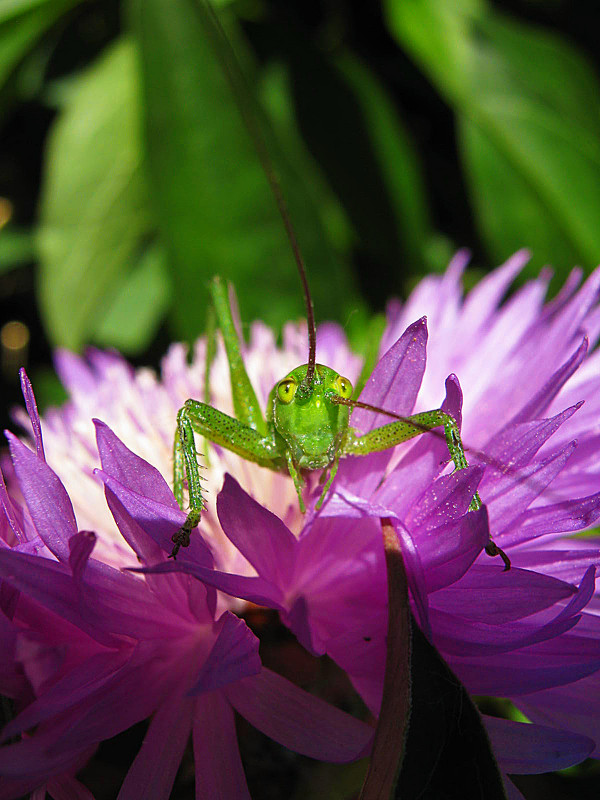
2,251 -> 600,799
0,381 -> 372,797
129,251 -> 600,797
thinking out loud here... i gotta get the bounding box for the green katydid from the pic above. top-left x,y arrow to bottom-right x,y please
169,1 -> 510,570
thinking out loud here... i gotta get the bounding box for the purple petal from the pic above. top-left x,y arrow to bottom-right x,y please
193,692 -> 251,800
68,531 -> 96,585
484,442 -> 577,535
225,667 -> 374,763
407,466 -> 484,530
2,649 -> 131,741
484,716 -> 594,774
354,317 -> 428,432
94,420 -> 179,509
103,484 -> 196,613
374,374 -> 465,518
450,631 -> 600,695
128,560 -> 284,609
95,470 -> 210,565
509,338 -> 588,424
516,670 -> 600,759
116,695 -> 194,800
501,491 -> 600,547
460,250 -> 529,333
0,467 -> 25,545
0,550 -> 118,648
189,612 -> 260,694
481,405 -> 581,475
510,547 -> 600,583
432,565 -> 576,624
47,776 -> 95,800
19,369 -> 45,461
216,474 -> 297,588
339,318 -> 428,497
417,507 -> 490,593
5,433 -> 77,562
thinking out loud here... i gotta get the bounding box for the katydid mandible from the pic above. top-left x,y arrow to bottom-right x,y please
170,0 -> 510,570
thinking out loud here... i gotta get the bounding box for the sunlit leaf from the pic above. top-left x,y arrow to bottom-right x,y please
385,0 -> 600,280
37,38 -> 153,350
0,0 -> 80,90
132,0 -> 361,342
93,244 -> 172,353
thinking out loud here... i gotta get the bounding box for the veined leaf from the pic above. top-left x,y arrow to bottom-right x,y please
37,38 -> 153,350
131,0 -> 361,342
0,0 -> 80,90
385,0 -> 600,279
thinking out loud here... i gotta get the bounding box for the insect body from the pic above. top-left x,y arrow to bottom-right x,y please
170,277 -> 510,569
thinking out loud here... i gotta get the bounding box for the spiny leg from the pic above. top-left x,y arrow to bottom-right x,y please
171,409 -> 206,558
342,408 -> 510,569
316,453 -> 341,510
210,277 -> 267,435
171,398 -> 284,557
285,450 -> 306,513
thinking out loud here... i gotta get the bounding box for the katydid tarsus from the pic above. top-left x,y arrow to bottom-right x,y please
169,2 -> 510,570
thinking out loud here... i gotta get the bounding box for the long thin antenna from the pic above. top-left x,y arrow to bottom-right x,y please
199,0 -> 317,384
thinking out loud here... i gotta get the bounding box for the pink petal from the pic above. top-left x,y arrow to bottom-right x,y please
6,433 -> 77,562
484,716 -> 594,774
193,692 -> 251,800
216,474 -> 296,588
94,420 -> 179,510
117,694 -> 194,800
189,612 -> 260,694
19,369 -> 45,461
226,667 -> 373,763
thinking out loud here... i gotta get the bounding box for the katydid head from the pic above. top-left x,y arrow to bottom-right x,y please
268,364 -> 353,468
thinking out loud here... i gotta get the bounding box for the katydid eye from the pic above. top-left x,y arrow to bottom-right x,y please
277,378 -> 297,404
334,375 -> 353,399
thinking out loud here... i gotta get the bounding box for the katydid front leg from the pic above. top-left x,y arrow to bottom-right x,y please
170,400 -> 284,557
342,408 -> 511,570
171,277 -> 283,558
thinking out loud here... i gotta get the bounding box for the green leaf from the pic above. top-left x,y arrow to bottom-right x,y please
37,38 -> 153,351
93,244 -> 172,353
385,0 -> 600,278
132,0 -> 361,342
397,616 -> 508,799
286,39 -> 434,280
0,0 -> 80,90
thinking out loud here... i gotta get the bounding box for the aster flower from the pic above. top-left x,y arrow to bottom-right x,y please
119,251 -> 599,796
2,251 -> 600,799
0,379 -> 372,797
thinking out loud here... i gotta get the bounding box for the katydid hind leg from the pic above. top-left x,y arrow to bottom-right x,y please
341,407 -> 510,569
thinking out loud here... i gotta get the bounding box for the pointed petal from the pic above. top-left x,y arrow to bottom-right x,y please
117,694 -> 194,800
19,369 -> 45,461
193,692 -> 251,800
128,561 -> 283,609
5,433 -> 77,561
189,612 -> 260,694
216,474 -> 296,588
94,420 -> 179,509
226,667 -> 373,763
95,470 -> 211,565
484,716 -> 593,774
68,531 -> 96,585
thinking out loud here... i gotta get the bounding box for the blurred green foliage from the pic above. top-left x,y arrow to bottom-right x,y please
2,0 -> 600,359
